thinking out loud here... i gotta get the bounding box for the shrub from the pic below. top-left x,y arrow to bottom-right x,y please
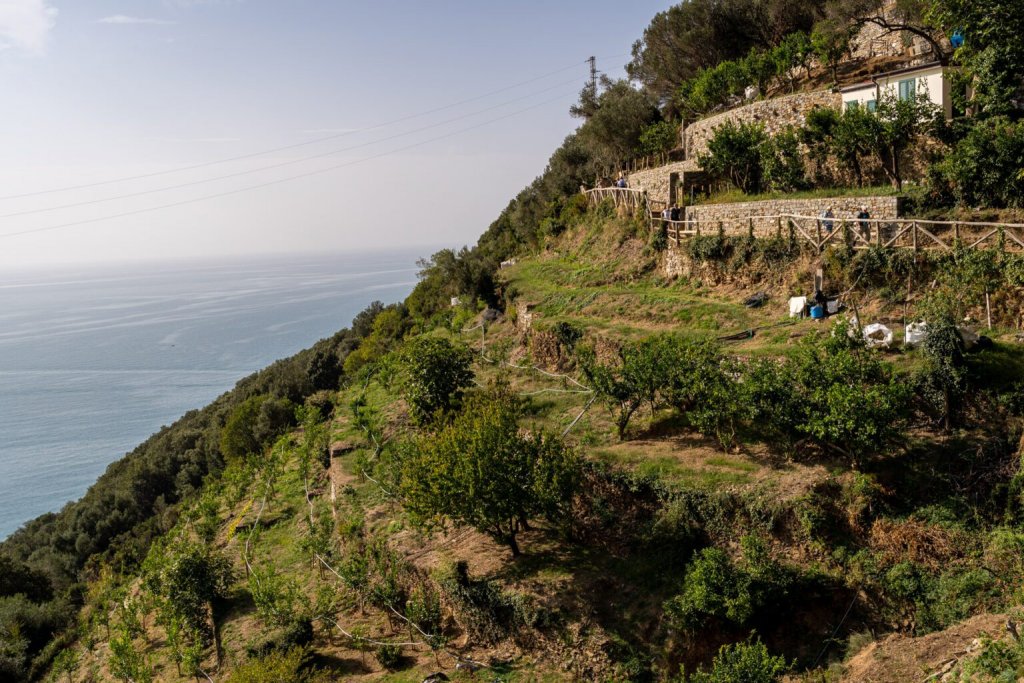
225,647 -> 329,683
373,644 -> 402,670
932,117 -> 1024,208
687,234 -> 729,261
683,637 -> 788,683
664,537 -> 790,631
399,336 -> 475,425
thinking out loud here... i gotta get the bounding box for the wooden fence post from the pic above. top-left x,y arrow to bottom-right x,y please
912,222 -> 918,252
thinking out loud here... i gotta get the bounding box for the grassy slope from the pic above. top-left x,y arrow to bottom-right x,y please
59,210 -> 1024,683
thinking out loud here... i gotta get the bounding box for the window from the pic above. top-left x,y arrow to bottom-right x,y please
898,78 -> 916,101
866,99 -> 877,112
846,100 -> 860,111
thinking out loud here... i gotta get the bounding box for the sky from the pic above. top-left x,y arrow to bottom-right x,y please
0,0 -> 670,268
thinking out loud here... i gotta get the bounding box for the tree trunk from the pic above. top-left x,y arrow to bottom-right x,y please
943,386 -> 952,431
507,533 -> 521,558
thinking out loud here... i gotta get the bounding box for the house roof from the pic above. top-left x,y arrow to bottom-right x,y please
838,60 -> 945,93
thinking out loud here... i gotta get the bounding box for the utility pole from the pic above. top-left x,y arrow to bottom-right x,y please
588,56 -> 597,94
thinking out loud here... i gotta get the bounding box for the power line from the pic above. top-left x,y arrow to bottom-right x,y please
0,60 -> 589,202
0,91 -> 573,240
0,76 -> 581,221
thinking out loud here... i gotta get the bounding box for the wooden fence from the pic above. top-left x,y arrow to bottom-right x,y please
660,213 -> 1024,253
583,187 -> 651,213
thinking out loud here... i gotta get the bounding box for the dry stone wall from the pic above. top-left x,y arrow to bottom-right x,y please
626,160 -> 697,205
683,196 -> 902,238
684,90 -> 841,161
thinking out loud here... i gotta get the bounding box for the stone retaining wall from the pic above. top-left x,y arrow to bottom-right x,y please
626,160 -> 696,206
684,90 -> 841,161
683,195 -> 902,238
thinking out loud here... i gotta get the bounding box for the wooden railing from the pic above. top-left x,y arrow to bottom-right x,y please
584,187 -> 651,213
658,213 -> 1024,253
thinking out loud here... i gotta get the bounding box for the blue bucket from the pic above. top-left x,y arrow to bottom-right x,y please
810,304 -> 825,319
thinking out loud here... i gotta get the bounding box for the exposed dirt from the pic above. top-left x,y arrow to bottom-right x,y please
842,613 -> 1010,683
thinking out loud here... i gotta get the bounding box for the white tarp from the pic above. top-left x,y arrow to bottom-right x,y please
905,322 -> 928,347
863,323 -> 893,349
789,296 -> 807,318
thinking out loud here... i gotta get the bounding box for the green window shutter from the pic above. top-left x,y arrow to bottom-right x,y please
898,78 -> 916,101
866,99 -> 877,112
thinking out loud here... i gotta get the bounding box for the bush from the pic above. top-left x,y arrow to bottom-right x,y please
664,537 -> 791,631
682,638 -> 788,682
932,116 -> 1024,208
399,336 -> 475,425
225,647 -> 329,683
373,644 -> 402,670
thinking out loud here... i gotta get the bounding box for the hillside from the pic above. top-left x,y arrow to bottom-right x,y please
6,0 -> 1024,681
5,206 -> 1024,682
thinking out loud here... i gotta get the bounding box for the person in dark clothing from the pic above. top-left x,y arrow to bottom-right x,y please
856,207 -> 870,240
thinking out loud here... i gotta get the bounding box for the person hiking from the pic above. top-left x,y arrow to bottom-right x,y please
820,206 -> 835,233
857,206 -> 870,240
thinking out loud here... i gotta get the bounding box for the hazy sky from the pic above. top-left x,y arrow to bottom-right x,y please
0,0 -> 669,268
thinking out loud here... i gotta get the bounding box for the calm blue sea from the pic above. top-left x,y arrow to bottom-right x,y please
0,249 -> 423,538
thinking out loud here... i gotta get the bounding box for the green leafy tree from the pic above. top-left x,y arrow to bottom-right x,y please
932,117 -> 1024,208
579,335 -> 743,446
871,91 -> 940,190
792,332 -> 910,468
698,120 -> 769,194
929,0 -> 1024,116
918,317 -> 968,430
760,127 -> 807,193
306,348 -> 342,392
628,0 -> 825,105
220,396 -> 264,462
48,648 -> 77,683
832,104 -> 879,187
665,537 -> 791,631
156,544 -> 233,639
219,395 -> 295,464
639,120 -> 680,156
775,31 -> 814,89
577,338 -> 666,440
399,336 -> 475,425
577,78 -> 661,168
108,624 -> 152,683
811,23 -> 853,84
396,390 -> 578,557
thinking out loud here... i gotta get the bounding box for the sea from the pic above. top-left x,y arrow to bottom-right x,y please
0,249 -> 424,539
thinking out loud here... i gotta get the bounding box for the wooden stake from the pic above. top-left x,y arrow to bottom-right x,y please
986,291 -> 992,330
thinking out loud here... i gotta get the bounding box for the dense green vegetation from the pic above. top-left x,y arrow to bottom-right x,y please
5,0 -> 1024,681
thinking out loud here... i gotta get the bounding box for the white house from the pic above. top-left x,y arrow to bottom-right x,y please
839,62 -> 953,119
